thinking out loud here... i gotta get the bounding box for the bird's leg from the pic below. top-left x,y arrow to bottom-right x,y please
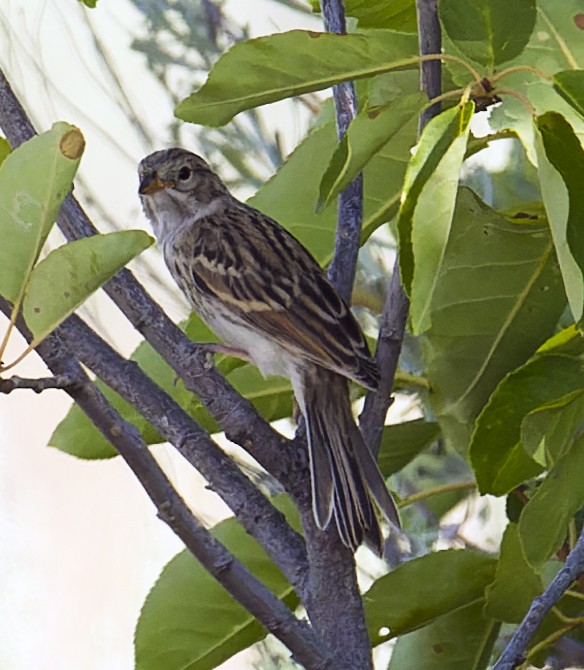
197,342 -> 252,362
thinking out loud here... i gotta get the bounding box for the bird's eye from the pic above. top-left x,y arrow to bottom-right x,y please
178,166 -> 192,181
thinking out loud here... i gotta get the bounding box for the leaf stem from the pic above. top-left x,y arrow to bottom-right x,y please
522,624 -> 578,667
496,87 -> 536,116
424,88 -> 465,109
0,341 -> 38,373
393,370 -> 430,389
399,480 -> 476,508
491,64 -> 552,84
552,605 -> 584,625
420,53 -> 483,86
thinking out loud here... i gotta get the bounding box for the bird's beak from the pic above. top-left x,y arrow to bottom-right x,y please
139,173 -> 175,195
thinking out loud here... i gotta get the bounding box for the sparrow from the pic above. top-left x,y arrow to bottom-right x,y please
138,148 -> 400,553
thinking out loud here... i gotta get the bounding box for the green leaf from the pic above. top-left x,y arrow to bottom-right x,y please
423,188 -> 566,454
50,314 -> 293,459
249,110 -> 419,264
521,389 -> 584,467
22,231 -> 153,343
439,0 -> 536,67
175,30 -> 418,126
400,102 -> 474,334
553,70 -> 584,119
135,513 -> 298,670
248,122 -> 337,265
344,0 -> 417,31
487,0 -> 584,163
79,0 -> 98,6
0,122 -> 84,304
398,105 -> 470,299
49,379 -> 159,459
318,93 -> 425,210
377,419 -> 441,478
470,354 -> 584,496
484,523 -> 542,623
0,136 -> 10,167
535,112 -> 584,322
519,432 -> 584,568
387,601 -> 499,670
364,549 -> 496,643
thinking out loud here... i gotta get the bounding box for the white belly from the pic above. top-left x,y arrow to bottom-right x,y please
203,307 -> 297,380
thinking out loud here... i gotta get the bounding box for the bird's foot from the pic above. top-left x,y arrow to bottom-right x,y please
197,342 -> 251,362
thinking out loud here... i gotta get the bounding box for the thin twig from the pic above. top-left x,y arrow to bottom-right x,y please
360,0 -> 442,457
494,527 -> 584,670
0,373 -> 77,393
322,0 -> 363,302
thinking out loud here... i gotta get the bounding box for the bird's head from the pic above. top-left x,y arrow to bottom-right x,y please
138,148 -> 228,242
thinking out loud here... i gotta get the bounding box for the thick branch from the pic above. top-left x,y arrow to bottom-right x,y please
494,527 -> 584,670
322,0 -> 363,302
360,0 -> 442,456
7,314 -> 329,669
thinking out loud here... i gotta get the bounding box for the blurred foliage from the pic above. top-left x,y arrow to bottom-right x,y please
127,0 -> 314,188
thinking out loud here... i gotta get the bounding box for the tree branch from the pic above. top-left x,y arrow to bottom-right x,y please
321,0 -> 363,303
291,3 -> 375,669
58,312 -> 310,591
416,0 -> 442,130
1,305 -> 330,670
0,373 -> 77,393
360,0 -> 442,456
494,527 -> 584,670
0,296 -> 309,595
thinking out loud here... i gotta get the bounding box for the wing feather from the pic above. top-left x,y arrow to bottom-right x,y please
187,204 -> 379,389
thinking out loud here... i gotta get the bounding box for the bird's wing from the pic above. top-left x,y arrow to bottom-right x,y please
189,208 -> 380,390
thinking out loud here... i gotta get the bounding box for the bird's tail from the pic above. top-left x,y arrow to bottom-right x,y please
296,367 -> 400,554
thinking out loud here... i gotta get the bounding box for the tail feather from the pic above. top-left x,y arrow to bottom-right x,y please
297,367 -> 400,554
306,409 -> 334,529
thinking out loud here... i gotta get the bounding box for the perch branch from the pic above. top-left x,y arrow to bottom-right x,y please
494,526 -> 584,670
56,312 -> 309,592
0,67 -> 313,596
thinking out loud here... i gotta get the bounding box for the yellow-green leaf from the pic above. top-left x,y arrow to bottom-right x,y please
0,122 -> 84,304
23,230 -> 152,342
